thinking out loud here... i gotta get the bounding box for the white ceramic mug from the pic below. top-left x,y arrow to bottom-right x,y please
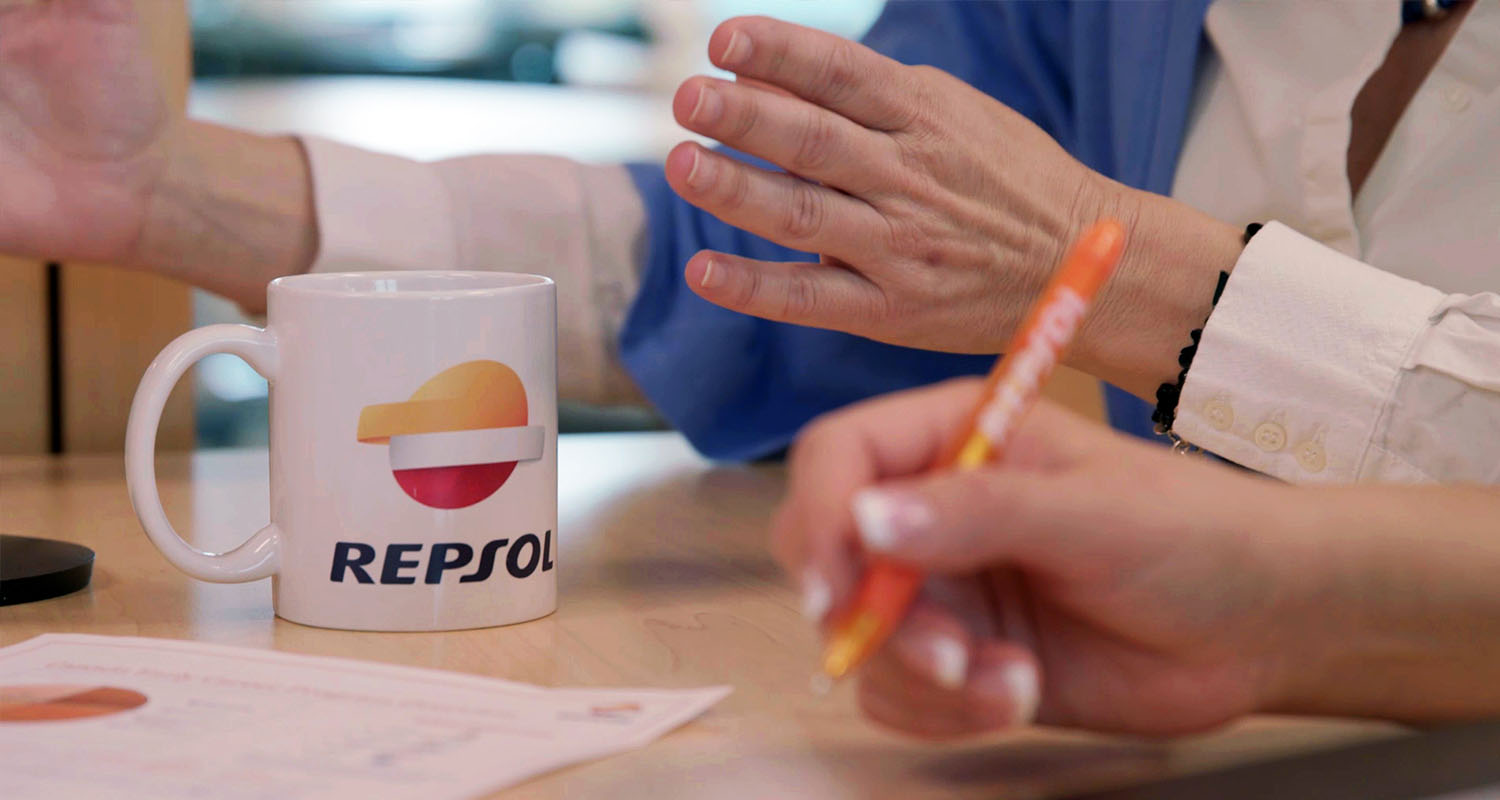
125,272 -> 558,631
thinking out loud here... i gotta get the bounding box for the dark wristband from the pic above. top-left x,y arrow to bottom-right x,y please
1150,223 -> 1261,436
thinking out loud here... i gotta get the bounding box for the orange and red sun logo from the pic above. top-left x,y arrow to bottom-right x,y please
357,360 -> 543,509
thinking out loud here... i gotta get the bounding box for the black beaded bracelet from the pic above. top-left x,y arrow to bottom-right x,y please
1149,223 -> 1261,436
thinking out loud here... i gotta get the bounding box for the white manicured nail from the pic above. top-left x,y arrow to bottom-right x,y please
1002,661 -> 1039,725
852,489 -> 898,550
851,488 -> 933,552
800,572 -> 831,622
928,636 -> 968,690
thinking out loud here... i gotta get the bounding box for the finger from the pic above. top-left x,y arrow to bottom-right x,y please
846,399 -> 1132,570
709,16 -> 923,132
774,379 -> 988,575
684,251 -> 883,331
993,401 -> 1126,471
920,575 -> 1008,639
772,501 -> 858,626
858,636 -> 1039,738
886,598 -> 976,690
771,380 -> 987,618
674,76 -> 895,195
851,467 -> 1072,573
966,641 -> 1042,727
731,77 -> 818,181
663,141 -> 885,262
859,654 -> 979,739
734,75 -> 796,99
850,470 -> 1087,577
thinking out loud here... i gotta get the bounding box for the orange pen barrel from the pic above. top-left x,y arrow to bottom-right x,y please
819,219 -> 1126,682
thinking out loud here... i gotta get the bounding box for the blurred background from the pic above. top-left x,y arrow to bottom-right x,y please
188,0 -> 884,447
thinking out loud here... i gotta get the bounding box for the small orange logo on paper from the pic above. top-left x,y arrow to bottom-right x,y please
357,360 -> 543,509
589,702 -> 642,721
591,702 -> 641,716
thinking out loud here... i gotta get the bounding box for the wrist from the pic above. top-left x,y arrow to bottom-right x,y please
122,117 -> 189,271
129,121 -> 318,309
1238,487 -> 1346,719
1064,179 -> 1243,400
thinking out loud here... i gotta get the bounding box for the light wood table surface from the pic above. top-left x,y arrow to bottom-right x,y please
1,433 -> 1403,798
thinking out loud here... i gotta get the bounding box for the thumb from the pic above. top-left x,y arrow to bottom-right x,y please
850,468 -> 1078,573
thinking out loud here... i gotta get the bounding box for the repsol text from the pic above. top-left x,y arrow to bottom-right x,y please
329,531 -> 555,585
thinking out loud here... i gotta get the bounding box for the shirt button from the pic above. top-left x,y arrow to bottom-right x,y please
1253,422 -> 1286,452
1295,441 -> 1326,473
1202,400 -> 1234,431
1442,86 -> 1471,113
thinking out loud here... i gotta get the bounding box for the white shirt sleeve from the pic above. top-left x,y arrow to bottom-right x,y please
300,136 -> 648,406
1174,221 -> 1500,484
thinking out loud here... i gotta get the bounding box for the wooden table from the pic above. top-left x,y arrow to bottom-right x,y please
0,433 -> 1402,798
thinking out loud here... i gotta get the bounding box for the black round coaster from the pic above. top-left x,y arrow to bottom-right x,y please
0,535 -> 94,606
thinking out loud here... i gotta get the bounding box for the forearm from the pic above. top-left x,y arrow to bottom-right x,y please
426,154 -> 647,405
1265,485 -> 1500,722
129,121 -> 317,311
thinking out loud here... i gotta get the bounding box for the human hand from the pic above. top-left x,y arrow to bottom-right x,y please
667,17 -> 1242,397
0,0 -> 175,264
772,379 -> 1319,738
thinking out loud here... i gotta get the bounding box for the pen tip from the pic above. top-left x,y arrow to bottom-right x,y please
820,610 -> 882,680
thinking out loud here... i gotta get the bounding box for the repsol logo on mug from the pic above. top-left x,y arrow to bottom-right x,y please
342,359 -> 553,586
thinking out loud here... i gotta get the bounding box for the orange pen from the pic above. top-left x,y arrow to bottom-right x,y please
819,219 -> 1127,681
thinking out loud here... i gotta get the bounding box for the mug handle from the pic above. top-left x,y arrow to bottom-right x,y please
125,324 -> 281,582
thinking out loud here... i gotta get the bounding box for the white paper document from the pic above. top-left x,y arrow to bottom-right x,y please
0,634 -> 729,799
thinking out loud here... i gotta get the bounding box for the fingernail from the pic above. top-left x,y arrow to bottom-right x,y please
684,147 -> 711,191
975,661 -> 1040,725
927,636 -> 968,690
689,84 -> 723,125
721,31 -> 751,66
699,258 -> 724,289
800,571 -> 831,622
851,489 -> 934,552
